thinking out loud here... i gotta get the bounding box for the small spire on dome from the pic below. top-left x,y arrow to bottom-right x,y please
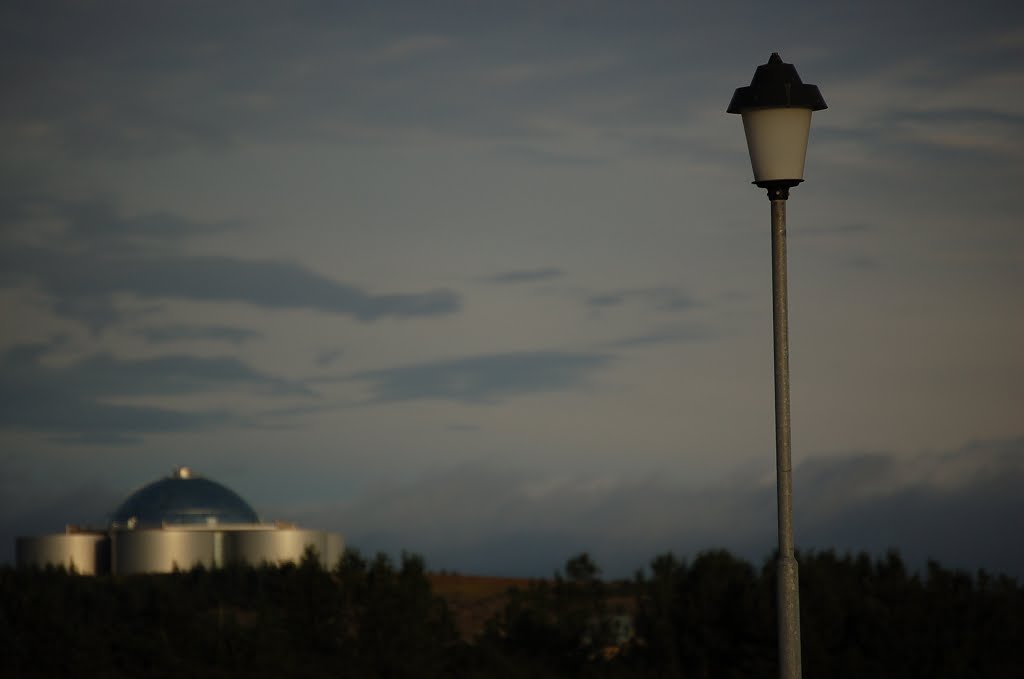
173,466 -> 192,479
768,52 -> 783,65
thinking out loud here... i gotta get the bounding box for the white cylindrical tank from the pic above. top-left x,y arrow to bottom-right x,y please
15,533 -> 110,575
325,532 -> 344,569
112,528 -> 215,574
223,528 -> 329,567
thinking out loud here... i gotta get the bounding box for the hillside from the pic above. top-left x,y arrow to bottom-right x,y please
427,573 -> 536,639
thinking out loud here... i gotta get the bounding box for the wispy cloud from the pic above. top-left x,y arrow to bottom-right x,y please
795,223 -> 876,238
586,286 -> 696,312
0,2 -> 733,158
491,143 -> 607,166
604,324 -> 716,349
0,342 -> 311,444
363,34 -> 451,64
819,52 -> 1024,164
315,350 -> 344,367
134,324 -> 263,345
0,195 -> 461,330
293,438 -> 1024,577
840,254 -> 881,271
483,267 -> 566,285
2,245 -> 460,329
350,350 -> 613,404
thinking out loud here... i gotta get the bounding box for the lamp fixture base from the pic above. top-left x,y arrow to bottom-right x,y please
754,179 -> 802,201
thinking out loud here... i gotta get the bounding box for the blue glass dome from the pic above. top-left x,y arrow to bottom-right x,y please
110,467 -> 260,527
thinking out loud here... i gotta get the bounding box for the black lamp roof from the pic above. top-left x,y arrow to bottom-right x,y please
727,52 -> 827,113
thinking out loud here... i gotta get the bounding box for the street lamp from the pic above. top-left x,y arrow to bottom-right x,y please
728,53 -> 826,679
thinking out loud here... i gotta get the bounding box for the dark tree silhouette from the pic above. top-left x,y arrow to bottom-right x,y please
3,548 -> 1022,678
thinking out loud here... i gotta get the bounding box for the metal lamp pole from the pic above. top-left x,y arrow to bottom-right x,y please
728,53 -> 827,679
767,180 -> 801,679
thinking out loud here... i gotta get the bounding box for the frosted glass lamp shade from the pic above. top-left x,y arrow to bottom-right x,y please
728,53 -> 826,189
741,107 -> 812,183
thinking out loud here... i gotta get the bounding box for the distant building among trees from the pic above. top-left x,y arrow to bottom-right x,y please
15,466 -> 342,574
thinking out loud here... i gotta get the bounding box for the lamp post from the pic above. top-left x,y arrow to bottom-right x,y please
728,53 -> 826,679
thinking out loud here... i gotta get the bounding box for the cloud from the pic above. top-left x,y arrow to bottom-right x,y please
56,198 -> 234,251
287,465 -> 767,576
840,254 -> 881,271
62,353 -> 310,398
3,245 -> 460,326
446,423 -> 481,432
0,195 -> 461,330
134,324 -> 263,345
364,34 -> 451,64
604,324 -> 717,348
0,342 -> 311,443
350,350 -> 613,404
795,222 -> 876,238
483,267 -> 566,284
888,107 -> 1024,157
4,0 -> 1019,174
0,2 -> 743,159
315,350 -> 344,367
0,4 -> 509,155
286,438 -> 1024,578
586,286 -> 696,312
491,143 -> 606,166
817,52 -> 1024,172
791,439 -> 1024,577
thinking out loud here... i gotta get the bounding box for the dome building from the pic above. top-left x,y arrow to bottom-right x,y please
15,467 -> 343,575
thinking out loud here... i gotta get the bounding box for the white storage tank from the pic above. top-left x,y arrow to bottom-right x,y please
224,528 -> 330,567
15,532 -> 109,575
325,531 -> 344,568
112,528 -> 215,574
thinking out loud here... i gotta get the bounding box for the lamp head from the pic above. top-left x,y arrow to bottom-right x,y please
728,53 -> 827,194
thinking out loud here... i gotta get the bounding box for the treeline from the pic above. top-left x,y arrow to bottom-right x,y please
1,548 -> 1021,678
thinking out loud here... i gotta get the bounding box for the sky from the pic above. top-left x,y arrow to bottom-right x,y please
2,0 -> 1023,578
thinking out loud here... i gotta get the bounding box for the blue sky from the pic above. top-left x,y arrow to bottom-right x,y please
2,0 -> 1022,577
